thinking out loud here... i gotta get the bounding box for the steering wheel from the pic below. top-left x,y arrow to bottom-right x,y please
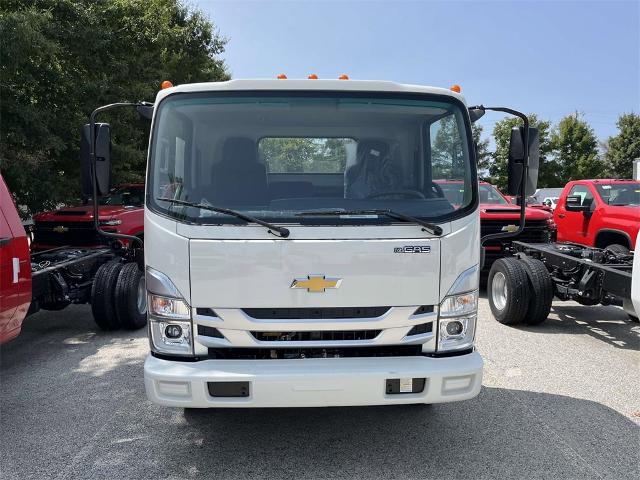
367,189 -> 426,199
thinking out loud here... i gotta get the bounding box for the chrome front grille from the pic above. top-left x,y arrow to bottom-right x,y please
191,305 -> 438,355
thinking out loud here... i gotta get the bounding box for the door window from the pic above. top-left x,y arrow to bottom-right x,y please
568,185 -> 594,207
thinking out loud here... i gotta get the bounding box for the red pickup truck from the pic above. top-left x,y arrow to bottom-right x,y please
554,179 -> 640,252
0,175 -> 32,343
439,181 -> 555,269
31,183 -> 144,251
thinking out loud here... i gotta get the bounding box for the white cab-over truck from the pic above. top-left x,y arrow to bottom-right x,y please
85,79 -> 539,408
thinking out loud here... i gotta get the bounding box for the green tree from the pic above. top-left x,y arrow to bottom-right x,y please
472,123 -> 491,178
431,115 -> 465,179
259,138 -> 351,173
491,114 -> 554,190
605,113 -> 640,179
0,0 -> 229,216
551,112 -> 602,181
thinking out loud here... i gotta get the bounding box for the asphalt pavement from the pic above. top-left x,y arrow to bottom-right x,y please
1,297 -> 638,480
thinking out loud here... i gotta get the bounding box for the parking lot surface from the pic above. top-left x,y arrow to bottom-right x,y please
1,298 -> 639,480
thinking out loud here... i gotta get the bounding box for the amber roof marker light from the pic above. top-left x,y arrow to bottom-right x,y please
277,73 -> 288,79
339,74 -> 349,80
308,74 -> 318,79
450,84 -> 461,93
161,80 -> 173,89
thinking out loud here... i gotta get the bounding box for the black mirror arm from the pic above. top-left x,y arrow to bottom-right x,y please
89,102 -> 151,249
470,105 -> 530,246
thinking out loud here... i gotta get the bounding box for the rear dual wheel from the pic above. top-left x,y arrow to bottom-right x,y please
91,261 -> 147,330
115,263 -> 148,329
488,257 -> 553,325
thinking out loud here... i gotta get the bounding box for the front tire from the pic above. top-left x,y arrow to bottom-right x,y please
488,258 -> 531,325
115,262 -> 148,330
91,262 -> 123,330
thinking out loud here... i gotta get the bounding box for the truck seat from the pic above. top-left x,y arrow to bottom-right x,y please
345,139 -> 401,199
210,137 -> 269,206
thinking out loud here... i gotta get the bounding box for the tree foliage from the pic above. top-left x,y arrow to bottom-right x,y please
0,0 -> 229,216
431,115 -> 466,179
490,114 -> 554,190
605,113 -> 640,179
259,138 -> 352,173
472,123 -> 491,177
550,112 -> 601,181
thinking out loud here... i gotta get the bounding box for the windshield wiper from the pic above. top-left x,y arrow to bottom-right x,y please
296,209 -> 443,236
156,198 -> 290,238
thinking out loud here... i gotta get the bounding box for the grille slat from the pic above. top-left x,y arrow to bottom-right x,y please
242,307 -> 390,320
252,330 -> 381,342
208,345 -> 422,359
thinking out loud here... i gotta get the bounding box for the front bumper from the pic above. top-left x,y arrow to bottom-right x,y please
144,352 -> 483,408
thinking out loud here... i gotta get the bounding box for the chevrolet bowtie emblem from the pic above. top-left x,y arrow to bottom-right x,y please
501,224 -> 519,233
290,275 -> 342,293
53,226 -> 69,233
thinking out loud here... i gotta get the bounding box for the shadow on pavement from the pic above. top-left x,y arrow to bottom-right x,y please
173,386 -> 639,480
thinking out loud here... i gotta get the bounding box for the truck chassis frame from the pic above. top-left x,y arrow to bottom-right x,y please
512,241 -> 633,307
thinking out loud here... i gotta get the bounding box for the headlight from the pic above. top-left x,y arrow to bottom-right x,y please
99,219 -> 122,226
149,294 -> 190,319
150,320 -> 192,355
438,264 -> 479,353
146,267 -> 193,355
438,316 -> 476,352
439,291 -> 478,318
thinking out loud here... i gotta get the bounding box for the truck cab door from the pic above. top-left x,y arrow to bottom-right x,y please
0,210 -> 19,334
558,184 -> 594,243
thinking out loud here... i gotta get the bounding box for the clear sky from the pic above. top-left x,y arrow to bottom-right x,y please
195,0 -> 639,144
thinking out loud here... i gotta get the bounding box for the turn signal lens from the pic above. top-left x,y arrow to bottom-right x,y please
450,84 -> 461,93
149,294 -> 190,319
440,291 -> 478,318
161,80 -> 173,89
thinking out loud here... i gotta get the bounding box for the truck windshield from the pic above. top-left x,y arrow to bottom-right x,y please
148,93 -> 476,225
439,182 -> 508,206
98,185 -> 145,207
595,182 -> 640,206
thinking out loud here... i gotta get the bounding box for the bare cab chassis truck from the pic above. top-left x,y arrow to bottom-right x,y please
86,79 -> 541,408
487,241 -> 637,325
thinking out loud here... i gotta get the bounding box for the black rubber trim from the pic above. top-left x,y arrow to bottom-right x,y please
426,348 -> 474,358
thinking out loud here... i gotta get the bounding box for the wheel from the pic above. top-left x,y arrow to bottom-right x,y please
520,257 -> 553,325
91,261 -> 123,330
604,244 -> 629,255
488,258 -> 531,325
115,262 -> 148,330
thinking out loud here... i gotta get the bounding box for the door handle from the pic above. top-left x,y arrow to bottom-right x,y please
0,237 -> 12,247
558,214 -> 565,218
